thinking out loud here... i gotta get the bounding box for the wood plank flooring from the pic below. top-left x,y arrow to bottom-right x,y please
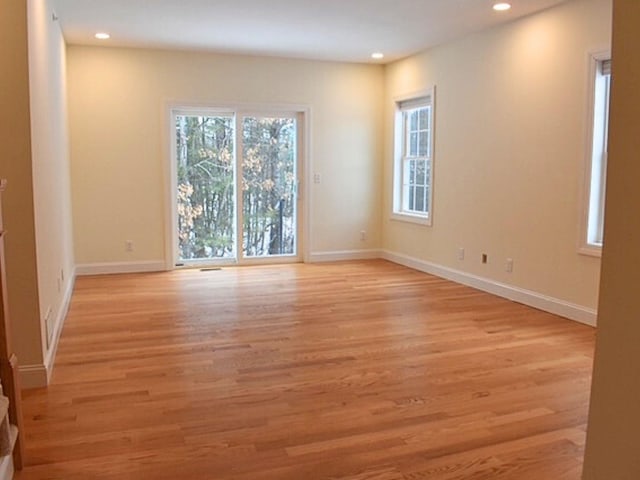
15,260 -> 595,479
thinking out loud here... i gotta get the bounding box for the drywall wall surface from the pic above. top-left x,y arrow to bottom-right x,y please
28,0 -> 75,367
582,0 -> 640,477
67,47 -> 384,264
383,0 -> 611,310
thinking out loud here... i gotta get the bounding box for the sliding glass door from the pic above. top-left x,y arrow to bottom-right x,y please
242,116 -> 297,258
175,113 -> 236,262
173,109 -> 301,266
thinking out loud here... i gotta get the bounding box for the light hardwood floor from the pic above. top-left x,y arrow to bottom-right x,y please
16,260 -> 595,479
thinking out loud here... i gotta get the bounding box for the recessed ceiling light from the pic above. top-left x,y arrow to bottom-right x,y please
493,2 -> 512,11
95,32 -> 111,40
371,52 -> 384,60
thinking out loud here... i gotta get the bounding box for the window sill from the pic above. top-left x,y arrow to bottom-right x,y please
390,212 -> 432,226
578,244 -> 602,258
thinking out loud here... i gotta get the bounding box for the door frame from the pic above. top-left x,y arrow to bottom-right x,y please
163,101 -> 311,270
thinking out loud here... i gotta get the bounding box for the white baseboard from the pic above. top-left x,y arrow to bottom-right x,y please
309,249 -> 382,263
19,364 -> 48,389
381,250 -> 597,326
19,268 -> 77,389
76,260 -> 166,276
43,268 -> 76,384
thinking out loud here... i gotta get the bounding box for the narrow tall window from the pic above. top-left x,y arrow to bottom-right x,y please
582,57 -> 611,253
392,90 -> 435,225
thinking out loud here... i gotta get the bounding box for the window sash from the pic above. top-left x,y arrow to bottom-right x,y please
586,61 -> 610,247
400,103 -> 431,216
402,157 -> 429,214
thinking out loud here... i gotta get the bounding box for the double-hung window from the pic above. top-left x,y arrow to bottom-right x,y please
392,89 -> 435,225
581,55 -> 611,255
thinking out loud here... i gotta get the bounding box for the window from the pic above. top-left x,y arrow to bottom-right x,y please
392,90 -> 435,225
581,55 -> 611,255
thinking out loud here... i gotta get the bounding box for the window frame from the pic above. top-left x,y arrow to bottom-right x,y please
579,51 -> 611,257
391,87 -> 436,226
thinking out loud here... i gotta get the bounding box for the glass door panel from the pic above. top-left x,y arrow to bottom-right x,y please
242,116 -> 298,258
175,114 -> 236,263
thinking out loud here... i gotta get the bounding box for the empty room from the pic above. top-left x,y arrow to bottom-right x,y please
0,0 -> 639,478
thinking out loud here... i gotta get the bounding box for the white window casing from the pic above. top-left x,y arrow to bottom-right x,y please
580,53 -> 611,256
392,87 -> 435,226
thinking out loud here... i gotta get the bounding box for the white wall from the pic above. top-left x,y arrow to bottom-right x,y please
383,0 -> 611,318
67,47 -> 384,268
26,0 -> 75,385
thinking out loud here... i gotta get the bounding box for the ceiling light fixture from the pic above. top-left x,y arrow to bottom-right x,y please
493,2 -> 512,11
95,32 -> 111,40
371,52 -> 384,60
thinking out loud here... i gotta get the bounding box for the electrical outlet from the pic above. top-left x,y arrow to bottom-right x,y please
360,230 -> 367,242
458,248 -> 465,261
313,173 -> 321,184
125,240 -> 134,252
506,258 -> 514,273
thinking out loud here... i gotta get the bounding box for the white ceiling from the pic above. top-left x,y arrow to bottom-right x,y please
51,0 -> 569,64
